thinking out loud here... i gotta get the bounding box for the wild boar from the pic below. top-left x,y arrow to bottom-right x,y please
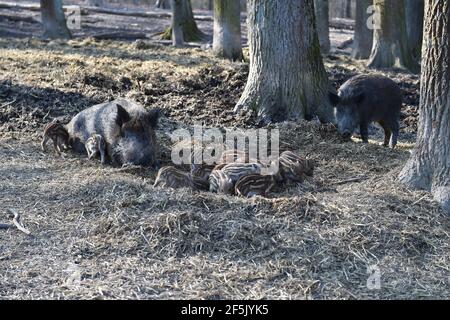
329,74 -> 402,148
66,99 -> 160,167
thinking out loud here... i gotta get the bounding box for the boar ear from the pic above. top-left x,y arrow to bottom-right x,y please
328,92 -> 340,106
147,108 -> 160,129
116,104 -> 131,127
355,92 -> 365,104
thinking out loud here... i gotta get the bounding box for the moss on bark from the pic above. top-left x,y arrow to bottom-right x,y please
160,0 -> 206,42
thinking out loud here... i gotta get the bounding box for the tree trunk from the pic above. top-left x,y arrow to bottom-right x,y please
314,0 -> 330,54
351,0 -> 373,59
171,0 -> 184,46
235,0 -> 334,124
398,0 -> 450,214
156,0 -> 170,9
405,0 -> 424,59
87,0 -> 103,6
367,0 -> 419,73
340,0 -> 352,18
212,0 -> 243,61
161,0 -> 205,41
345,0 -> 352,18
40,0 -> 71,39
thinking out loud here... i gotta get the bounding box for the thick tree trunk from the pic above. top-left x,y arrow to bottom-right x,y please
161,0 -> 205,42
40,0 -> 71,39
398,0 -> 450,214
235,0 -> 334,124
405,0 -> 424,59
367,0 -> 419,73
171,0 -> 184,46
314,0 -> 330,54
351,0 -> 373,59
213,0 -> 243,61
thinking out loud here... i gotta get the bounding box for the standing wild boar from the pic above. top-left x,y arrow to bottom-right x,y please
66,99 -> 160,166
329,74 -> 402,148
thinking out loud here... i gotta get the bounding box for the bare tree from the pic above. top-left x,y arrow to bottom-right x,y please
398,0 -> 450,214
351,0 -> 373,59
340,0 -> 352,18
314,0 -> 330,54
155,0 -> 170,9
40,0 -> 71,39
171,0 -> 184,46
235,0 -> 334,124
367,0 -> 419,73
161,0 -> 205,41
213,0 -> 243,61
405,0 -> 424,59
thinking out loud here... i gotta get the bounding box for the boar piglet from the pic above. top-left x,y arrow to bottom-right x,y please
41,121 -> 70,154
329,74 -> 402,148
154,166 -> 209,191
235,174 -> 278,198
85,134 -> 106,165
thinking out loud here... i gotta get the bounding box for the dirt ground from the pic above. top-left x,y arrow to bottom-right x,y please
0,4 -> 449,300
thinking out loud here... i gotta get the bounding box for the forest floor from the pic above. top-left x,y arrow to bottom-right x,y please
0,5 -> 449,300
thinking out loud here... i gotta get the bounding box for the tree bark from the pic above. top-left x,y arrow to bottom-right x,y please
367,0 -> 419,73
156,0 -> 170,9
405,0 -> 424,59
398,0 -> 450,214
351,0 -> 373,59
40,0 -> 71,39
171,0 -> 184,46
314,0 -> 330,54
340,0 -> 352,18
161,0 -> 206,42
87,0 -> 103,6
235,0 -> 334,124
345,0 -> 352,18
213,0 -> 243,61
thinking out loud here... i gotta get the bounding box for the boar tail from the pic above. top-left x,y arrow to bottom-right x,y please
147,108 -> 161,129
116,104 -> 131,127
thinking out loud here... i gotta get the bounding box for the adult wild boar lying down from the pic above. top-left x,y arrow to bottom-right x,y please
66,99 -> 160,167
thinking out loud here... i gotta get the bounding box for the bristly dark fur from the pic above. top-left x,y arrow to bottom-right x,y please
147,108 -> 160,129
66,99 -> 160,167
116,104 -> 131,127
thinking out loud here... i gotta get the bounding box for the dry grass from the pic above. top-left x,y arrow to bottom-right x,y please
0,38 -> 448,300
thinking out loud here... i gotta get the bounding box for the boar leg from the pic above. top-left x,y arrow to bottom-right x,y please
41,136 -> 49,151
99,147 -> 106,165
379,121 -> 392,147
381,119 -> 399,149
85,146 -> 93,160
57,137 -> 66,153
53,139 -> 61,155
389,122 -> 399,149
359,122 -> 369,143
